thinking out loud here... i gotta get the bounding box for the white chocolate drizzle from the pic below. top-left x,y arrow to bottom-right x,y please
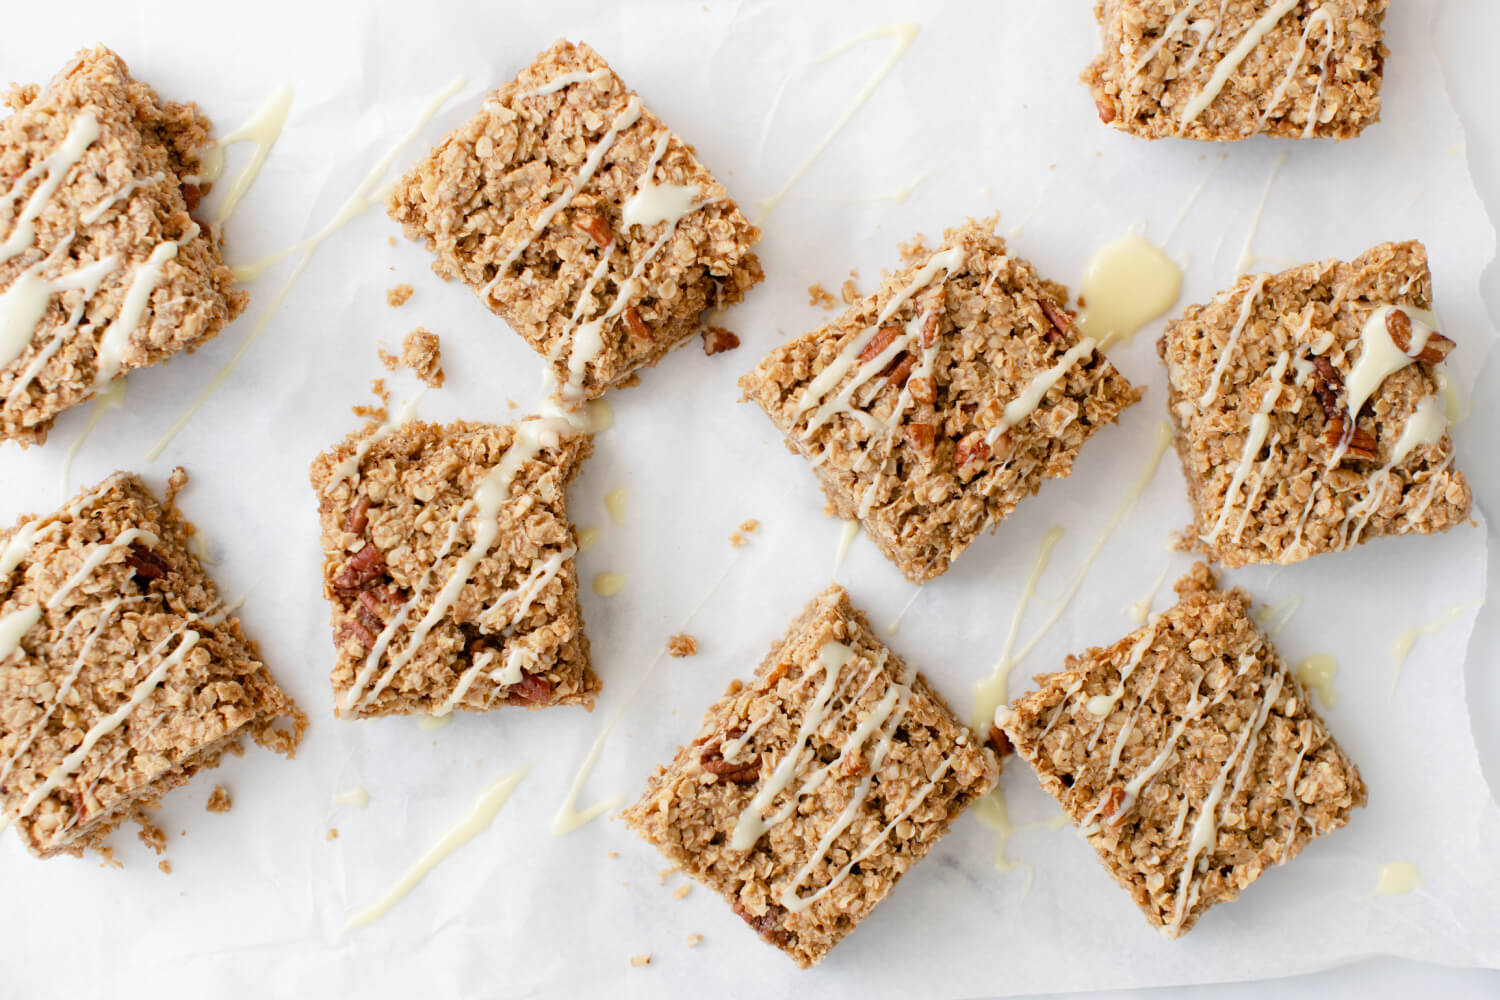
1258,7 -> 1335,137
971,524 -> 1064,733
1391,602 -> 1477,692
0,253 -> 119,372
622,131 -> 700,228
1178,0 -> 1301,133
1340,394 -> 1448,548
1198,274 -> 1268,406
983,338 -> 1096,448
1205,350 -> 1290,543
1077,234 -> 1183,349
194,86 -> 296,224
1295,653 -> 1338,708
1373,861 -> 1423,897
513,68 -> 611,100
344,766 -> 530,930
1329,306 -> 1440,465
332,786 -> 371,808
0,112 -> 101,266
324,394 -> 423,493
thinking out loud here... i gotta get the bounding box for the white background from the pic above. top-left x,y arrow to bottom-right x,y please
0,1 -> 1497,997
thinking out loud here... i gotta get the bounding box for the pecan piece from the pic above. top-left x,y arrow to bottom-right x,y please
125,542 -> 170,582
623,306 -> 652,342
1310,357 -> 1344,420
920,300 -> 943,349
884,353 -> 916,389
505,672 -> 554,706
1386,308 -> 1455,365
1040,298 -> 1072,340
907,375 -> 936,404
180,182 -> 202,213
333,543 -> 386,594
904,422 -> 936,461
702,757 -> 759,783
858,326 -> 901,363
574,211 -> 612,249
954,431 -> 991,481
343,494 -> 371,536
987,725 -> 1013,758
731,901 -> 793,949
702,326 -> 740,355
1101,785 -> 1127,825
1095,98 -> 1117,124
1325,419 -> 1377,461
338,619 -> 377,652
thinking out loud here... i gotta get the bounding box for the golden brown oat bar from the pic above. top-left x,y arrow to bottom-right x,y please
0,472 -> 303,859
623,585 -> 996,968
1084,0 -> 1387,141
0,46 -> 245,446
740,219 -> 1141,584
387,39 -> 763,402
1160,240 -> 1470,568
310,414 -> 596,719
999,564 -> 1365,938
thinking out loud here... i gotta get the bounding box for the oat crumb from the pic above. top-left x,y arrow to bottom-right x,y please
685,934 -> 702,948
97,846 -> 122,869
667,633 -> 698,658
134,811 -> 167,854
673,883 -> 692,899
326,827 -> 340,841
739,518 -> 760,534
630,953 -> 652,968
658,864 -> 679,885
702,326 -> 740,355
387,235 -> 397,248
400,328 -> 445,387
158,859 -> 173,875
205,785 -> 232,813
808,283 -> 838,309
840,278 -> 861,305
607,850 -> 619,859
387,283 -> 414,307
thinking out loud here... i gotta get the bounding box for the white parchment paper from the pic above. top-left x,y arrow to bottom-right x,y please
1,2 -> 1496,997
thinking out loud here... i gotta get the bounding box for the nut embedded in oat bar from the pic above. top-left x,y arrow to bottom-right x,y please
740,218 -> 1141,584
0,46 -> 246,446
0,473 -> 303,859
1160,240 -> 1470,568
310,413 -> 598,719
999,564 -> 1365,938
387,39 -> 763,403
622,584 -> 996,968
1084,0 -> 1387,141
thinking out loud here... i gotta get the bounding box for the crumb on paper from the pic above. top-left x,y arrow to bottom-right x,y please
685,933 -> 702,948
807,283 -> 838,309
607,850 -> 619,859
673,883 -> 691,900
206,785 -> 232,813
135,811 -> 167,854
667,633 -> 698,658
739,519 -> 760,534
729,517 -> 760,547
658,864 -> 679,885
898,233 -> 931,264
387,283 -> 414,307
326,828 -> 339,841
630,953 -> 652,968
387,235 -> 397,248
702,326 -> 740,355
401,328 -> 444,387
507,398 -> 518,410
98,846 -> 122,869
165,466 -> 189,504
353,378 -> 390,422
158,859 -> 172,875
840,278 -> 860,305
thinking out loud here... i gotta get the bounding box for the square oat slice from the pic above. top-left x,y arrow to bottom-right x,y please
1084,0 -> 1387,141
740,219 -> 1141,584
310,413 -> 597,719
998,564 -> 1366,938
623,584 -> 997,968
0,46 -> 246,446
0,471 -> 304,859
387,39 -> 763,403
1160,240 -> 1470,569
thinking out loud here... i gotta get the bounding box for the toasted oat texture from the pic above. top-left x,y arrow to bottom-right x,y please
666,633 -> 697,658
741,219 -> 1141,583
623,584 -> 996,968
0,46 -> 246,446
310,415 -> 597,718
0,472 -> 303,859
387,39 -> 763,401
1084,0 -> 1387,141
396,327 -> 444,388
386,283 -> 413,307
1160,240 -> 1470,568
205,784 -> 231,813
1000,564 -> 1365,938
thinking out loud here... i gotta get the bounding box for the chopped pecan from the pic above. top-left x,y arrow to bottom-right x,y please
333,543 -> 386,594
343,494 -> 371,536
1040,298 -> 1072,340
180,182 -> 202,213
920,298 -> 943,349
574,211 -> 612,249
1095,98 -> 1117,124
355,587 -> 394,630
623,306 -> 652,342
505,672 -> 554,706
125,542 -> 170,582
954,431 -> 991,480
702,326 -> 740,355
1310,357 -> 1344,420
987,725 -> 1013,758
858,326 -> 901,363
339,619 -> 377,652
884,353 -> 916,389
839,750 -> 866,777
1325,419 -> 1377,461
907,375 -> 935,404
702,757 -> 759,783
904,422 -> 936,460
1386,307 -> 1455,365
1101,785 -> 1127,824
731,901 -> 793,949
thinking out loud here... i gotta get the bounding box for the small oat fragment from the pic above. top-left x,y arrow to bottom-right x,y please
607,850 -> 619,859
673,883 -> 692,900
387,235 -> 398,248
840,278 -> 860,305
667,633 -> 698,658
659,864 -> 679,885
703,326 -> 740,356
738,518 -> 760,534
630,953 -> 652,968
685,934 -> 702,948
729,531 -> 748,547
97,847 -> 123,870
387,283 -> 414,307
135,812 -> 168,854
206,785 -> 233,813
326,827 -> 340,841
401,328 -> 445,388
158,859 -> 173,875
165,466 -> 190,504
808,283 -> 838,309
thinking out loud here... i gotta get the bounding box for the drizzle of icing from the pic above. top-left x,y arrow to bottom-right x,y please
971,525 -> 1064,733
1391,603 -> 1477,692
1295,653 -> 1338,708
0,254 -> 119,371
1236,151 -> 1288,275
1077,234 -> 1182,349
187,86 -> 296,224
1258,7 -> 1335,137
1178,0 -> 1301,133
983,338 -> 1096,447
1205,351 -> 1290,543
833,519 -> 860,572
604,487 -> 628,526
1198,274 -> 1268,406
1372,861 -> 1423,896
60,379 -> 126,497
332,786 -> 371,808
0,112 -> 101,265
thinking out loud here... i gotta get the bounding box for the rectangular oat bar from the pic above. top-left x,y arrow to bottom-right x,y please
740,218 -> 1141,583
0,46 -> 245,446
310,413 -> 596,718
0,471 -> 303,858
623,584 -> 996,967
1084,0 -> 1387,140
387,39 -> 762,403
1159,240 -> 1470,568
998,564 -> 1366,937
